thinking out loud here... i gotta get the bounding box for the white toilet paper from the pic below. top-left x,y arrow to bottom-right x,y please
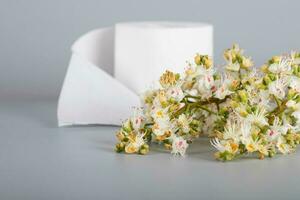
115,22 -> 213,93
58,21 -> 213,126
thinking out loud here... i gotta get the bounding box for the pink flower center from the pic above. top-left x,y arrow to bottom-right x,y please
211,86 -> 216,92
178,141 -> 183,146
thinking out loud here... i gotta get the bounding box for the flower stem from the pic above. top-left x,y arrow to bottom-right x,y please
273,95 -> 281,107
196,105 -> 219,115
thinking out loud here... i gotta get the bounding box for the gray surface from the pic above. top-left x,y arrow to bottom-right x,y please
1,0 -> 300,99
1,99 -> 300,200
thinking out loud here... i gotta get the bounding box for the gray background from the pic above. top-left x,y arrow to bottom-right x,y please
1,0 -> 300,99
1,0 -> 300,200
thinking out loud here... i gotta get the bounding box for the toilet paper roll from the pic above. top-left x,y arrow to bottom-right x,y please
58,21 -> 213,126
115,22 -> 213,93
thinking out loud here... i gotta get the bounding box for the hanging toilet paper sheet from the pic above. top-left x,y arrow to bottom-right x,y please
57,21 -> 213,126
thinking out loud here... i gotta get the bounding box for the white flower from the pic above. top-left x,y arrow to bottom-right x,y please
289,76 -> 300,93
246,107 -> 268,127
151,106 -> 169,121
196,83 -> 213,99
243,137 -> 260,153
214,78 -> 234,99
151,92 -> 166,108
268,58 -> 291,75
140,89 -> 156,105
166,86 -> 184,102
122,119 -> 132,132
286,100 -> 297,108
290,51 -> 300,65
150,106 -> 173,137
118,45 -> 300,159
266,117 -> 288,141
210,138 -> 238,154
226,62 -> 240,72
223,121 -> 241,142
282,116 -> 300,133
242,57 -> 253,68
293,58 -> 300,65
171,137 -> 188,156
152,118 -> 172,136
210,138 -> 227,152
242,137 -> 268,155
185,65 -> 205,79
185,89 -> 199,102
130,108 -> 146,131
194,68 -> 215,98
276,136 -> 291,154
125,132 -> 146,153
248,67 -> 259,79
202,114 -> 219,135
241,121 -> 252,138
177,114 -> 191,133
133,133 -> 146,149
202,75 -> 214,86
286,101 -> 300,124
268,79 -> 287,100
250,90 -> 273,111
233,103 -> 249,117
292,110 -> 300,124
197,66 -> 214,77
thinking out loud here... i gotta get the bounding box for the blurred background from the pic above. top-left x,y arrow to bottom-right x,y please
1,0 -> 299,100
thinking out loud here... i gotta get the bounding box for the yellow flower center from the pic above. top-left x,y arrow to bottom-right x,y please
156,111 -> 163,118
125,145 -> 138,154
159,70 -> 177,86
246,144 -> 255,152
230,142 -> 239,153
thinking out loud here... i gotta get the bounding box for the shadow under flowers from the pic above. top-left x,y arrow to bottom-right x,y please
149,136 -> 216,161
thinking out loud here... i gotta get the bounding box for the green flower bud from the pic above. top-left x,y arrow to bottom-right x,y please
268,152 -> 275,157
241,57 -> 253,69
164,143 -> 172,150
236,54 -> 243,64
223,50 -> 231,61
213,74 -> 221,80
122,120 -> 133,133
122,137 -> 129,143
287,89 -> 297,100
268,74 -> 276,81
139,144 -> 149,155
217,151 -> 235,161
257,83 -> 267,90
115,143 -> 125,153
191,119 -> 200,126
272,56 -> 281,63
292,65 -> 298,75
230,100 -> 239,108
261,65 -> 268,73
219,107 -> 228,114
263,75 -> 272,85
203,56 -> 213,68
238,90 -> 248,103
194,54 -> 212,68
194,54 -> 201,65
168,97 -> 176,104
